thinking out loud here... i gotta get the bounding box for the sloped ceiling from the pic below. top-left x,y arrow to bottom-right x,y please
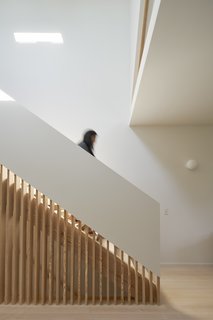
130,0 -> 213,125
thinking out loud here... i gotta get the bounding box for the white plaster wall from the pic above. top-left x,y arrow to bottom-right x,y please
98,125 -> 213,264
0,103 -> 160,275
0,0 -> 212,264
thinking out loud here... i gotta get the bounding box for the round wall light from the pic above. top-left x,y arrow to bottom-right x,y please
185,159 -> 199,171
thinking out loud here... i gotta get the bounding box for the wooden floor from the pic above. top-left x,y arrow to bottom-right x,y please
0,265 -> 212,320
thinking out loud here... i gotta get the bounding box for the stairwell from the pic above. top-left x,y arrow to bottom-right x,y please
0,165 -> 159,305
0,103 -> 160,305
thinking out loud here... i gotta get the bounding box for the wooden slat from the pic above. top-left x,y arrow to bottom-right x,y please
0,165 -> 4,304
0,164 -> 161,307
11,175 -> 18,304
26,185 -> 33,304
63,210 -> 67,305
77,220 -> 82,305
135,260 -> 139,304
84,226 -> 88,305
121,250 -> 124,304
56,205 -> 60,304
99,236 -> 102,305
157,276 -> 160,305
114,246 -> 117,304
142,265 -> 146,304
19,179 -> 26,304
92,230 -> 95,305
70,215 -> 75,305
106,240 -> 109,305
41,195 -> 47,304
34,190 -> 40,304
48,200 -> 54,304
149,270 -> 153,304
128,256 -> 131,305
5,169 -> 11,304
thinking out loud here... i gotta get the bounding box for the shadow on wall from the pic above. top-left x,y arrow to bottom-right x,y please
130,126 -> 213,264
175,232 -> 213,263
130,125 -> 213,212
131,125 -> 213,205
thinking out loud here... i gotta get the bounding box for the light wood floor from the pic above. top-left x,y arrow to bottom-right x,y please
0,265 -> 212,320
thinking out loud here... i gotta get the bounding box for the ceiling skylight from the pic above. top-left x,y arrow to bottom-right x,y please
0,89 -> 15,101
14,33 -> 63,44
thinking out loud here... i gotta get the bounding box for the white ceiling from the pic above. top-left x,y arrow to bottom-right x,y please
130,0 -> 213,126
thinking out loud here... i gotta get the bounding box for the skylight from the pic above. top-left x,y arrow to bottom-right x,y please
14,33 -> 63,44
0,89 -> 15,101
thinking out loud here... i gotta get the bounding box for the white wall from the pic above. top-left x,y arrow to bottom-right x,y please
98,125 -> 213,264
0,103 -> 160,275
0,0 -> 131,136
0,0 -> 212,264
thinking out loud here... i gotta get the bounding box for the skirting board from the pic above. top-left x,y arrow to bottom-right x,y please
161,263 -> 213,266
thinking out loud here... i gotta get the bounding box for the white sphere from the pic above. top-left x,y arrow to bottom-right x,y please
185,160 -> 198,171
